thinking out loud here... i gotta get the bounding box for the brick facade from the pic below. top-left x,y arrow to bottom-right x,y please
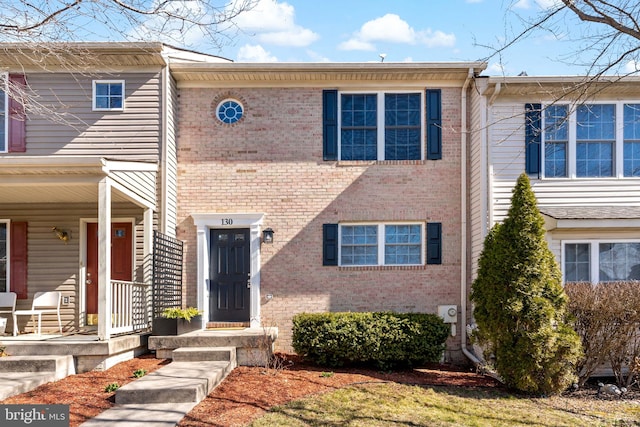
176,85 -> 464,359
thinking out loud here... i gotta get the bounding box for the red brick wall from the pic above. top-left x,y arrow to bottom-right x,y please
176,86 -> 463,360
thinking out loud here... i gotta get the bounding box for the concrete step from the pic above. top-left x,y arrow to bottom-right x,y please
0,355 -> 74,374
148,328 -> 278,366
0,355 -> 76,400
171,346 -> 236,363
115,360 -> 235,405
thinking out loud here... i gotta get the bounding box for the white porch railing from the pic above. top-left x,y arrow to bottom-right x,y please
110,280 -> 152,335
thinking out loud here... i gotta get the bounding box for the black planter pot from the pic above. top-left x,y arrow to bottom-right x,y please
152,315 -> 202,335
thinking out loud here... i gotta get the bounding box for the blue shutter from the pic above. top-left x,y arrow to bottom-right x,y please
426,222 -> 442,265
525,103 -> 541,175
426,89 -> 442,160
323,90 -> 338,160
323,224 -> 338,266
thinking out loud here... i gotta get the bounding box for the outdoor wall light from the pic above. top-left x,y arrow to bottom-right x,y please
262,228 -> 274,244
52,226 -> 71,244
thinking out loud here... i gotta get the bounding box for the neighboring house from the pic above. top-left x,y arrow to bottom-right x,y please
173,62 -> 486,360
470,76 -> 640,287
0,43 -> 227,342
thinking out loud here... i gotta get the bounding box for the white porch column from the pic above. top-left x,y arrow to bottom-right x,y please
143,208 -> 153,284
98,177 -> 112,341
196,227 -> 207,329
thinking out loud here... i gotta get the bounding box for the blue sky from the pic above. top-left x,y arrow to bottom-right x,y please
200,0 -> 608,76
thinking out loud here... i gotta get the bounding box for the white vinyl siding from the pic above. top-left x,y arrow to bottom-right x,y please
488,101 -> 640,225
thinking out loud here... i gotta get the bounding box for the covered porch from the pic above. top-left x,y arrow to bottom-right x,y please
0,156 -> 158,341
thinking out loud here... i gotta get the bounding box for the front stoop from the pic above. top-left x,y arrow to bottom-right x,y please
148,327 -> 278,366
0,355 -> 76,400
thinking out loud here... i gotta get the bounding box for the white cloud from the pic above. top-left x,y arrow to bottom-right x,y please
420,30 -> 456,48
305,50 -> 331,62
358,14 -> 416,43
625,60 -> 640,74
232,0 -> 318,47
486,62 -> 506,75
340,14 -> 455,52
236,44 -> 278,62
338,39 -> 375,51
513,0 -> 532,9
258,28 -> 319,47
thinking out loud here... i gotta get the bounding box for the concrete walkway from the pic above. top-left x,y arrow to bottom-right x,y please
80,348 -> 236,426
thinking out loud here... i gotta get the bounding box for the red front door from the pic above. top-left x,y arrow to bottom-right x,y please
86,223 -> 133,324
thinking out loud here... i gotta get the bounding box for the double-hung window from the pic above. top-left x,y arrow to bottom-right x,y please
542,102 -> 640,178
340,223 -> 423,266
0,221 -> 7,292
564,241 -> 640,283
340,92 -> 423,161
93,80 -> 125,111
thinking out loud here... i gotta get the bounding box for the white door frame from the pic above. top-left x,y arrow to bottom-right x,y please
192,213 -> 264,328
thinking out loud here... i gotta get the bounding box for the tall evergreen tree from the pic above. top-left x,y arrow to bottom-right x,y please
471,173 -> 582,395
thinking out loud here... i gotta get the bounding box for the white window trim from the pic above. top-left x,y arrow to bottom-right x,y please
542,101 -> 640,179
0,220 -> 9,293
0,73 -> 8,153
338,222 -> 425,267
562,238 -> 640,283
337,90 -> 425,161
92,80 -> 125,112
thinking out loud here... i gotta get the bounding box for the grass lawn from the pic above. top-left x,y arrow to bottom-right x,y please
250,383 -> 640,426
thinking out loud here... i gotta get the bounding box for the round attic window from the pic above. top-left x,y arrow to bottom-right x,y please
216,99 -> 244,124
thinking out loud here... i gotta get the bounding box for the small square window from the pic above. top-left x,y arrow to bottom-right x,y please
93,81 -> 124,111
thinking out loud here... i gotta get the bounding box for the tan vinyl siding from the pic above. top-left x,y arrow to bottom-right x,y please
469,80 -> 486,280
164,75 -> 178,237
23,72 -> 162,161
0,203 -> 145,333
110,170 -> 157,207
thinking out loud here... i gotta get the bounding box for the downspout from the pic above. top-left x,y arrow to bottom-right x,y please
460,68 -> 482,365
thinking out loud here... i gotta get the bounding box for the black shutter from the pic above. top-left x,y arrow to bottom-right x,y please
426,89 -> 442,160
323,90 -> 338,160
426,222 -> 442,265
323,224 -> 339,266
525,103 -> 542,175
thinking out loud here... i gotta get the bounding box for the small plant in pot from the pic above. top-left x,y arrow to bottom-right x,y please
152,307 -> 203,336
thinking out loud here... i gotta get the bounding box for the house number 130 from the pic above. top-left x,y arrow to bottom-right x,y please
221,218 -> 233,225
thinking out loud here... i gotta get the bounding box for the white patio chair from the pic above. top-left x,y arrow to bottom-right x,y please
0,292 -> 16,335
12,291 -> 62,336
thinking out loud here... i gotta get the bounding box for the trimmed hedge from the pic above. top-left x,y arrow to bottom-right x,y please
292,312 -> 450,369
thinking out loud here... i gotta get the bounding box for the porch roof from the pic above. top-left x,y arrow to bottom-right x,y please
540,206 -> 640,230
0,156 -> 158,208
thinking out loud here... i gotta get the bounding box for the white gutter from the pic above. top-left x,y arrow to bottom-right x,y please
460,68 -> 482,366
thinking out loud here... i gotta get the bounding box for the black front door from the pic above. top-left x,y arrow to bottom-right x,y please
209,229 -> 251,322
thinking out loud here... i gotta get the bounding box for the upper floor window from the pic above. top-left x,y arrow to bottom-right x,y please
216,99 -> 244,124
93,80 -> 124,111
564,240 -> 640,283
542,102 -> 640,178
340,92 -> 423,161
339,223 -> 423,266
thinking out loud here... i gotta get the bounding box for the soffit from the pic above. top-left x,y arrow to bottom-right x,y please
484,76 -> 640,100
171,62 -> 487,87
0,42 -> 167,70
0,157 -> 156,205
